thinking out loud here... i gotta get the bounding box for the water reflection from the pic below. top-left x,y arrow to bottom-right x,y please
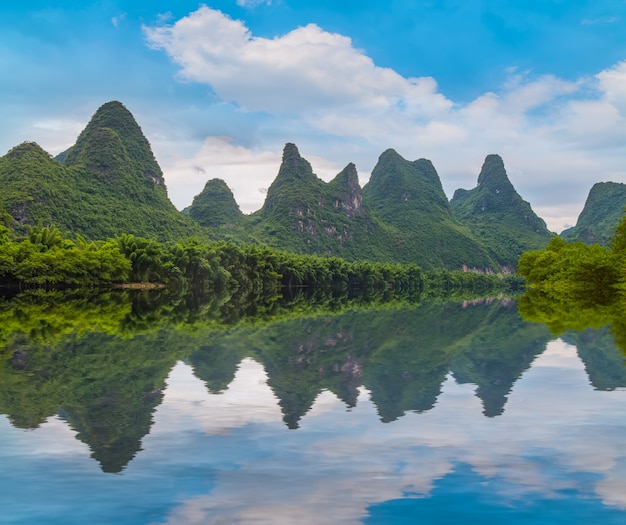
147,343 -> 626,524
1,288 -> 626,523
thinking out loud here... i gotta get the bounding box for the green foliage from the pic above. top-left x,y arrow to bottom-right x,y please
0,142 -> 80,229
0,105 -> 201,242
561,182 -> 626,245
0,227 -> 131,286
610,209 -> 626,255
187,178 -> 244,228
518,236 -> 621,296
514,212 -> 626,351
362,149 -> 497,269
450,154 -> 552,268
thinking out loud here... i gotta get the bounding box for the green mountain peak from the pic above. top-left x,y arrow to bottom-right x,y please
4,141 -> 50,160
187,178 -> 243,228
451,154 -> 551,268
561,181 -> 626,245
363,149 -> 496,269
249,145 -> 393,260
260,143 -> 321,217
62,101 -> 164,185
327,163 -> 364,218
0,141 -> 74,226
0,101 -> 200,240
364,149 -> 452,221
277,142 -> 316,182
476,154 -> 515,195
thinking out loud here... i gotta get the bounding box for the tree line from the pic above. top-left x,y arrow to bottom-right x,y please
0,223 -> 519,297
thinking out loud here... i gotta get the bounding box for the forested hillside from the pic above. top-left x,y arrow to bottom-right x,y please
0,102 -> 200,241
4,100 -> 624,273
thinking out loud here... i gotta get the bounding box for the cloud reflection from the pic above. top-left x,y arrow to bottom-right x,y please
148,340 -> 626,523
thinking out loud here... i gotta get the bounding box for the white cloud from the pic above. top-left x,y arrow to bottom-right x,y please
144,7 -> 451,118
143,7 -> 626,233
26,118 -> 85,155
598,60 -> 626,113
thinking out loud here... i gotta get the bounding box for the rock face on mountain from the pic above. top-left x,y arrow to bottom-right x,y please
561,182 -> 626,246
186,178 -> 244,228
362,149 -> 496,269
248,143 -> 394,261
450,154 -> 552,269
0,101 -> 199,240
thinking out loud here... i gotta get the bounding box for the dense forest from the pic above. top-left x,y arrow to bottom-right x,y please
518,212 -> 626,294
0,222 -> 522,299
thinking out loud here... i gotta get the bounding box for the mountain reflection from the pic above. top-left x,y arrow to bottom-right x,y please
1,288 -> 625,472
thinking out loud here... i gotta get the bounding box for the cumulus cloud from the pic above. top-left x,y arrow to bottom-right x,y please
598,60 -> 626,113
27,118 -> 85,155
144,7 -> 626,232
144,7 -> 451,119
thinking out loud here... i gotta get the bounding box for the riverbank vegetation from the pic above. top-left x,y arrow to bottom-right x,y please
0,223 -> 518,298
516,212 -> 626,343
518,212 -> 626,297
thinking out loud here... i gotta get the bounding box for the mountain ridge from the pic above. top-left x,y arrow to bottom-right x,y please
0,101 -> 201,241
3,100 -> 623,270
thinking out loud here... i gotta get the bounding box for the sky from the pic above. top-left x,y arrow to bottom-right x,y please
2,1 -> 626,232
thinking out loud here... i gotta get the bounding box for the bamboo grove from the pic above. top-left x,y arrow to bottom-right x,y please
0,223 -> 517,298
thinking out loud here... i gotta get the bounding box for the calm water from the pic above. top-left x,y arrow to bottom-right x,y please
1,294 -> 625,524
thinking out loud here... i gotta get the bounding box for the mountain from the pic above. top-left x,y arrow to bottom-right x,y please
0,142 -> 78,229
450,154 -> 552,269
0,99 -> 575,268
247,143 -> 395,261
0,101 -> 200,241
561,182 -> 626,245
362,149 -> 496,269
185,178 -> 244,228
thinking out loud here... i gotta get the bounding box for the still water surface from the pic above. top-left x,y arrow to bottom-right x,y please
1,295 -> 625,524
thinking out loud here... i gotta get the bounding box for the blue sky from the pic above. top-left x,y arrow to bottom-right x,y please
2,1 -> 626,231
